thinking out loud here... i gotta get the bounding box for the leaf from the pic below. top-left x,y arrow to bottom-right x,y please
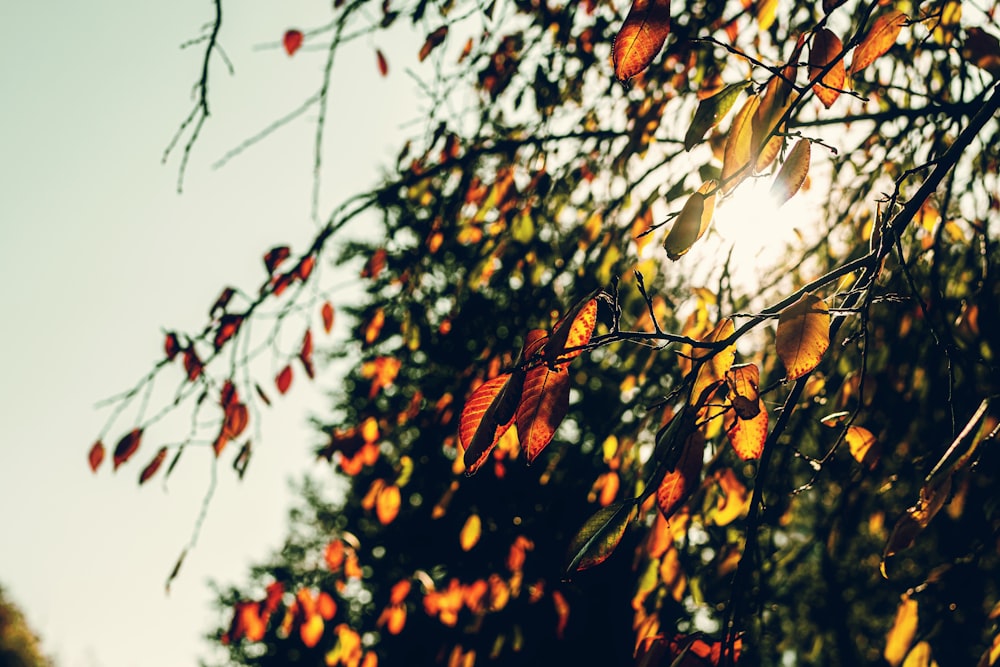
903,641 -> 934,667
283,30 -> 303,57
376,484 -> 402,524
776,292 -> 830,380
964,28 -> 1000,77
884,595 -> 919,666
690,317 -> 736,405
459,513 -> 482,551
684,81 -> 751,150
752,74 -> 796,173
565,500 -> 637,573
756,0 -> 778,32
721,95 -> 760,193
726,402 -> 768,459
419,26 -> 448,62
222,402 -> 249,441
276,365 -> 293,394
233,440 -> 252,479
139,447 -> 168,485
846,425 -> 879,470
113,428 -> 143,470
300,613 -> 324,648
726,363 -> 761,419
543,295 -> 598,366
164,332 -> 180,360
612,0 -> 671,81
214,313 -> 244,350
210,286 -> 236,316
770,138 -> 811,206
165,548 -> 187,594
809,28 -> 846,108
459,374 -> 520,475
88,441 -> 105,473
851,11 -> 907,75
376,49 -> 389,76
664,180 -> 718,260
183,347 -> 203,382
299,329 -> 315,379
655,432 -> 705,520
882,475 -> 952,574
264,245 -> 290,274
515,365 -> 571,464
321,301 -> 335,334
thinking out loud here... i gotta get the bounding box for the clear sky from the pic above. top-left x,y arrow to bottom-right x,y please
0,2 -> 419,666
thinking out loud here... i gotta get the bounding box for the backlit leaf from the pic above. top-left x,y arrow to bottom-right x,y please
684,81 -> 751,150
884,595 -> 919,666
283,30 -> 303,57
276,365 -> 293,394
851,11 -> 906,75
664,180 -> 718,260
321,301 -> 335,333
459,513 -> 482,551
139,446 -> 168,485
113,428 -> 143,470
902,641 -> 934,667
964,28 -> 1000,77
300,613 -> 324,648
776,292 -> 830,380
690,317 -> 736,405
726,402 -> 768,459
655,432 -> 705,520
809,28 -> 846,108
721,95 -> 760,193
88,441 -> 105,473
846,425 -> 879,470
459,373 -> 520,475
757,0 -> 778,31
419,26 -> 448,62
544,296 -> 598,366
726,363 -> 761,419
376,484 -> 402,525
565,500 -> 637,573
612,0 -> 671,81
770,138 -> 811,206
516,365 -> 570,464
752,74 -> 796,173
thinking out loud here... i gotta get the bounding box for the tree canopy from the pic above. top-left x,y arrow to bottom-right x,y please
88,0 -> 1000,665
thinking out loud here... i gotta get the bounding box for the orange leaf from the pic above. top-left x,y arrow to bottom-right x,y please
883,595 -> 918,666
776,292 -> 830,380
113,428 -> 143,470
223,402 -> 249,441
300,613 -> 324,648
419,26 -> 448,62
726,363 -> 761,419
317,592 -> 337,620
851,11 -> 906,75
321,301 -> 335,333
459,373 -> 521,475
139,447 -> 168,485
299,329 -> 315,379
656,432 -> 705,521
88,441 -> 105,473
283,30 -> 303,56
846,425 -> 880,470
770,138 -> 811,206
552,590 -> 570,639
376,49 -> 389,76
690,317 -> 736,406
516,366 -> 571,464
324,540 -> 345,571
612,0 -> 671,81
726,402 -> 768,459
183,347 -> 203,382
459,513 -> 482,551
389,580 -> 411,605
722,95 -> 760,193
544,296 -> 598,366
376,484 -> 402,525
809,28 -> 846,108
276,365 -> 293,394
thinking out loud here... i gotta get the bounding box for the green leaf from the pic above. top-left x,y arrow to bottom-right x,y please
684,80 -> 752,151
565,500 -> 637,574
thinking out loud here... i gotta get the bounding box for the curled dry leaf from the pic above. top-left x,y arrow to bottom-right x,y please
808,28 -> 846,108
851,10 -> 907,75
776,292 -> 830,380
770,138 -> 811,206
612,0 -> 671,81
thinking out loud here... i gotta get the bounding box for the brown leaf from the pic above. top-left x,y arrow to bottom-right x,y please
376,49 -> 389,76
809,28 -> 846,108
214,313 -> 244,350
851,11 -> 907,75
770,138 -> 811,206
655,432 -> 705,521
612,0 -> 671,81
882,475 -> 952,573
419,26 -> 448,62
515,365 -> 571,464
88,441 -> 105,473
183,347 -> 203,382
113,428 -> 143,470
776,292 -> 830,380
139,447 -> 168,485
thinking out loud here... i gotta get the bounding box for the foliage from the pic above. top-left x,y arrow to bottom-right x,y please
89,0 -> 1000,665
0,586 -> 53,667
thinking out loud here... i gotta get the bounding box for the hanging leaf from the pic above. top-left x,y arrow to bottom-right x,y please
726,403 -> 768,460
183,347 -> 203,382
88,441 -> 105,473
213,313 -> 244,350
721,95 -> 760,193
851,11 -> 907,75
846,425 -> 880,470
684,80 -> 751,150
726,363 -> 761,419
884,595 -> 919,666
283,30 -> 304,57
565,500 -> 637,573
165,548 -> 187,594
663,180 -> 718,260
690,317 -> 736,405
516,366 -> 571,464
376,49 -> 389,76
752,74 -> 796,173
264,245 -> 291,274
776,292 -> 830,380
113,428 -> 143,470
770,138 -> 811,206
321,301 -> 335,333
963,28 -> 1000,77
459,373 -> 522,474
276,365 -> 293,394
419,26 -> 448,62
233,440 -> 252,479
543,296 -> 598,366
809,28 -> 846,108
139,447 -> 168,485
612,0 -> 672,81
164,332 -> 181,360
222,401 -> 249,441
881,475 -> 952,575
459,513 -> 482,551
299,329 -> 315,379
655,432 -> 705,521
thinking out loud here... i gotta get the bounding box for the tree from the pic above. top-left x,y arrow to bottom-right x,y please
0,586 -> 53,667
88,0 -> 1000,665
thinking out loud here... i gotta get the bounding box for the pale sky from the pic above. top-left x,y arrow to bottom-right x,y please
0,2 -> 419,666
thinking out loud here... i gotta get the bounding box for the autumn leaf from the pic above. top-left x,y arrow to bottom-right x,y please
690,317 -> 736,406
776,292 -> 830,380
300,613 -> 324,648
565,500 -> 637,573
376,484 -> 402,524
770,138 -> 811,206
964,27 -> 1000,77
881,475 -> 952,575
726,404 -> 768,460
376,49 -> 389,76
283,30 -> 303,57
516,365 -> 571,464
613,0 -> 671,81
88,441 -> 105,473
721,95 -> 760,193
299,329 -> 315,379
809,28 -> 846,108
846,425 -> 879,470
183,347 -> 203,382
656,432 -> 705,521
459,373 -> 520,475
757,0 -> 778,32
884,595 -> 919,666
419,26 -> 448,62
164,332 -> 180,360
459,513 -> 482,551
139,446 -> 168,485
752,74 -> 796,173
276,365 -> 293,394
543,295 -> 598,366
264,245 -> 291,274
663,180 -> 718,260
321,301 -> 335,334
851,11 -> 907,75
684,82 -> 750,150
113,428 -> 143,470
222,401 -> 249,441
214,313 -> 243,350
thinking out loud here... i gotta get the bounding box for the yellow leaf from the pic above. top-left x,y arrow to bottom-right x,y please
770,139 -> 811,206
902,641 -> 936,667
884,595 -> 919,666
684,81 -> 751,150
459,513 -> 482,551
690,317 -> 736,406
979,632 -> 1000,667
613,0 -> 672,81
663,180 -> 718,260
376,484 -> 402,525
725,364 -> 767,460
711,468 -> 749,526
851,10 -> 907,75
776,292 -> 830,380
846,425 -> 880,470
757,0 -> 778,32
722,96 -> 760,193
752,75 -> 796,173
808,28 -> 846,108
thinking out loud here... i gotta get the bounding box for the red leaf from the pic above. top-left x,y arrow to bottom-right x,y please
361,248 -> 388,279
264,245 -> 291,274
139,447 -> 168,485
210,287 -> 236,316
459,374 -> 519,475
214,313 -> 244,350
220,380 -> 239,408
299,329 -> 315,379
377,49 -> 389,76
183,347 -> 203,381
419,26 -> 448,62
613,0 -> 672,81
164,332 -> 180,361
283,30 -> 303,56
296,255 -> 316,282
272,272 -> 294,296
544,297 -> 598,366
88,441 -> 105,473
655,432 -> 705,521
321,302 -> 335,334
223,402 -> 249,441
515,366 -> 570,464
113,428 -> 143,470
276,365 -> 293,394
